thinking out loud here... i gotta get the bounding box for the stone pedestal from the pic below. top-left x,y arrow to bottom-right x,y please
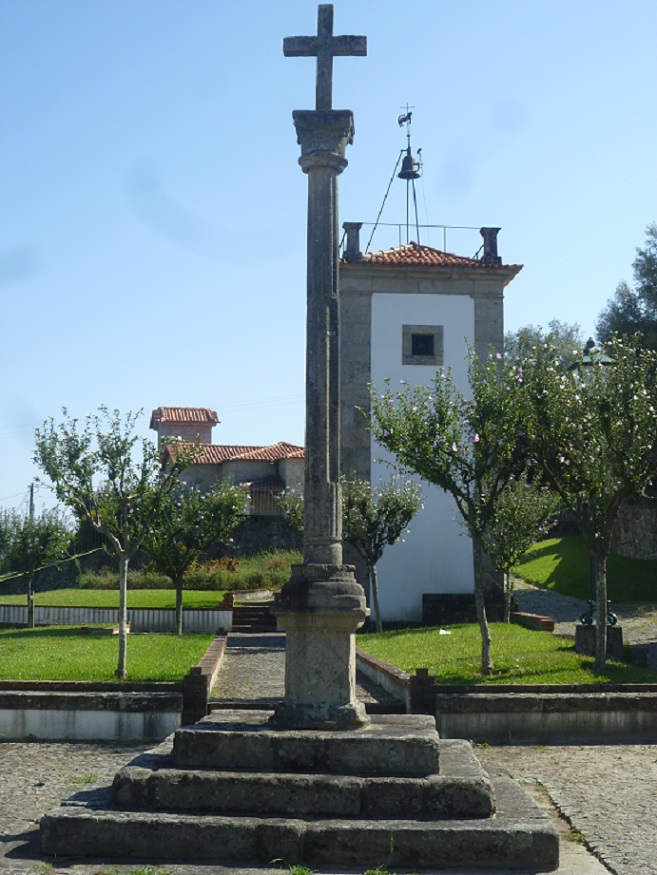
575,624 -> 624,662
272,563 -> 368,728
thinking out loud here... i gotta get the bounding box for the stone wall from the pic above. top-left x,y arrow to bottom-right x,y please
612,500 -> 657,559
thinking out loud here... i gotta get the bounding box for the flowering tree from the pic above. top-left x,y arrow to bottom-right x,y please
277,488 -> 305,533
34,407 -> 195,677
481,472 -> 560,621
142,481 -> 248,634
342,476 -> 423,633
277,477 -> 423,632
370,351 -> 527,674
0,507 -> 71,628
522,335 -> 657,671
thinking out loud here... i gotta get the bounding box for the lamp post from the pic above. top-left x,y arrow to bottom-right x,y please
568,338 -> 618,627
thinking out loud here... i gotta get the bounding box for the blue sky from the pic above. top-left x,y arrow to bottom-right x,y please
1,0 -> 656,514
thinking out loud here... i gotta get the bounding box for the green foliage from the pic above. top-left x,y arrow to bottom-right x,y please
142,482 -> 248,583
522,338 -> 657,555
504,319 -> 583,370
521,336 -> 657,670
343,475 -> 423,632
142,480 -> 248,633
597,223 -> 657,350
0,507 -> 71,581
78,567 -> 169,590
0,627 -> 213,681
482,473 -> 560,574
277,488 -> 305,532
33,406 -> 198,676
370,349 -> 528,673
513,536 -> 657,603
47,550 -> 302,595
343,476 -> 423,567
370,353 -> 527,535
358,624 -> 656,685
34,407 -> 195,559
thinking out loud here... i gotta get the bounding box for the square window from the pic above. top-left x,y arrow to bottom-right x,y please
402,324 -> 443,366
411,334 -> 434,357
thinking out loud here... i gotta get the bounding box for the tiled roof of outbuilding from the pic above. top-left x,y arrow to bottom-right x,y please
150,407 -> 219,429
165,441 -> 304,466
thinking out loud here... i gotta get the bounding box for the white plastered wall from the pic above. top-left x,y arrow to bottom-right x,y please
370,292 -> 475,622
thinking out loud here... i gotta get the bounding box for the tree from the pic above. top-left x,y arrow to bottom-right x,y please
480,473 -> 560,622
504,320 -> 583,370
521,336 -> 657,671
597,223 -> 657,350
34,407 -> 195,677
0,507 -> 71,628
370,351 -> 527,674
142,481 -> 248,634
277,477 -> 423,633
342,476 -> 423,633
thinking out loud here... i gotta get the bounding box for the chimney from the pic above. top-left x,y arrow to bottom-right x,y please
343,222 -> 363,260
480,227 -> 502,264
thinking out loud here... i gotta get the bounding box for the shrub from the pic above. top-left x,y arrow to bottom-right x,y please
76,550 -> 301,593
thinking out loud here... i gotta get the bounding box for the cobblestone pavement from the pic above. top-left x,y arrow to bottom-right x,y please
2,625 -> 657,874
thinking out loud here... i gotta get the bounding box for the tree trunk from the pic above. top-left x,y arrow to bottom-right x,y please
593,551 -> 608,674
371,564 -> 383,633
473,533 -> 493,674
175,575 -> 184,636
503,569 -> 512,623
26,572 -> 35,629
115,553 -> 129,679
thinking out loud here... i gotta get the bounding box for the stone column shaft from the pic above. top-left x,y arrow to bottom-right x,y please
271,109 -> 369,729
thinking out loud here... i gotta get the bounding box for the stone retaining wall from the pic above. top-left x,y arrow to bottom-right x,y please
612,499 -> 657,559
0,634 -> 227,742
355,649 -> 657,744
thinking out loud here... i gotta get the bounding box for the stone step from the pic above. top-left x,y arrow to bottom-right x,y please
111,740 -> 493,819
173,710 -> 440,777
41,776 -> 559,871
231,604 -> 277,633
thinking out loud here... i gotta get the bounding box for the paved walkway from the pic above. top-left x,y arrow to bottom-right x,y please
2,598 -> 657,874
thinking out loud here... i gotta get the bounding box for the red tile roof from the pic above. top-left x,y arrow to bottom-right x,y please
342,242 -> 523,275
165,441 -> 304,466
150,407 -> 218,429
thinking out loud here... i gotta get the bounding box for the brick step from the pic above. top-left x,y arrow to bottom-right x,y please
41,777 -> 558,869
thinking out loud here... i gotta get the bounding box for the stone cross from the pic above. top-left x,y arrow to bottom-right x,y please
283,4 -> 366,111
272,5 -> 369,730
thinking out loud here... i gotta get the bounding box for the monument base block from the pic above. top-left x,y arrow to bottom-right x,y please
40,709 -> 559,871
273,562 -> 370,728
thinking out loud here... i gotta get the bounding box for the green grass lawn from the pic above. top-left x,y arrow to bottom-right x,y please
357,623 -> 656,685
0,626 -> 213,681
0,589 -> 227,609
513,535 -> 657,603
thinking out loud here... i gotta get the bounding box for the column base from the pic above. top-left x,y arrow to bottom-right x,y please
272,563 -> 369,730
